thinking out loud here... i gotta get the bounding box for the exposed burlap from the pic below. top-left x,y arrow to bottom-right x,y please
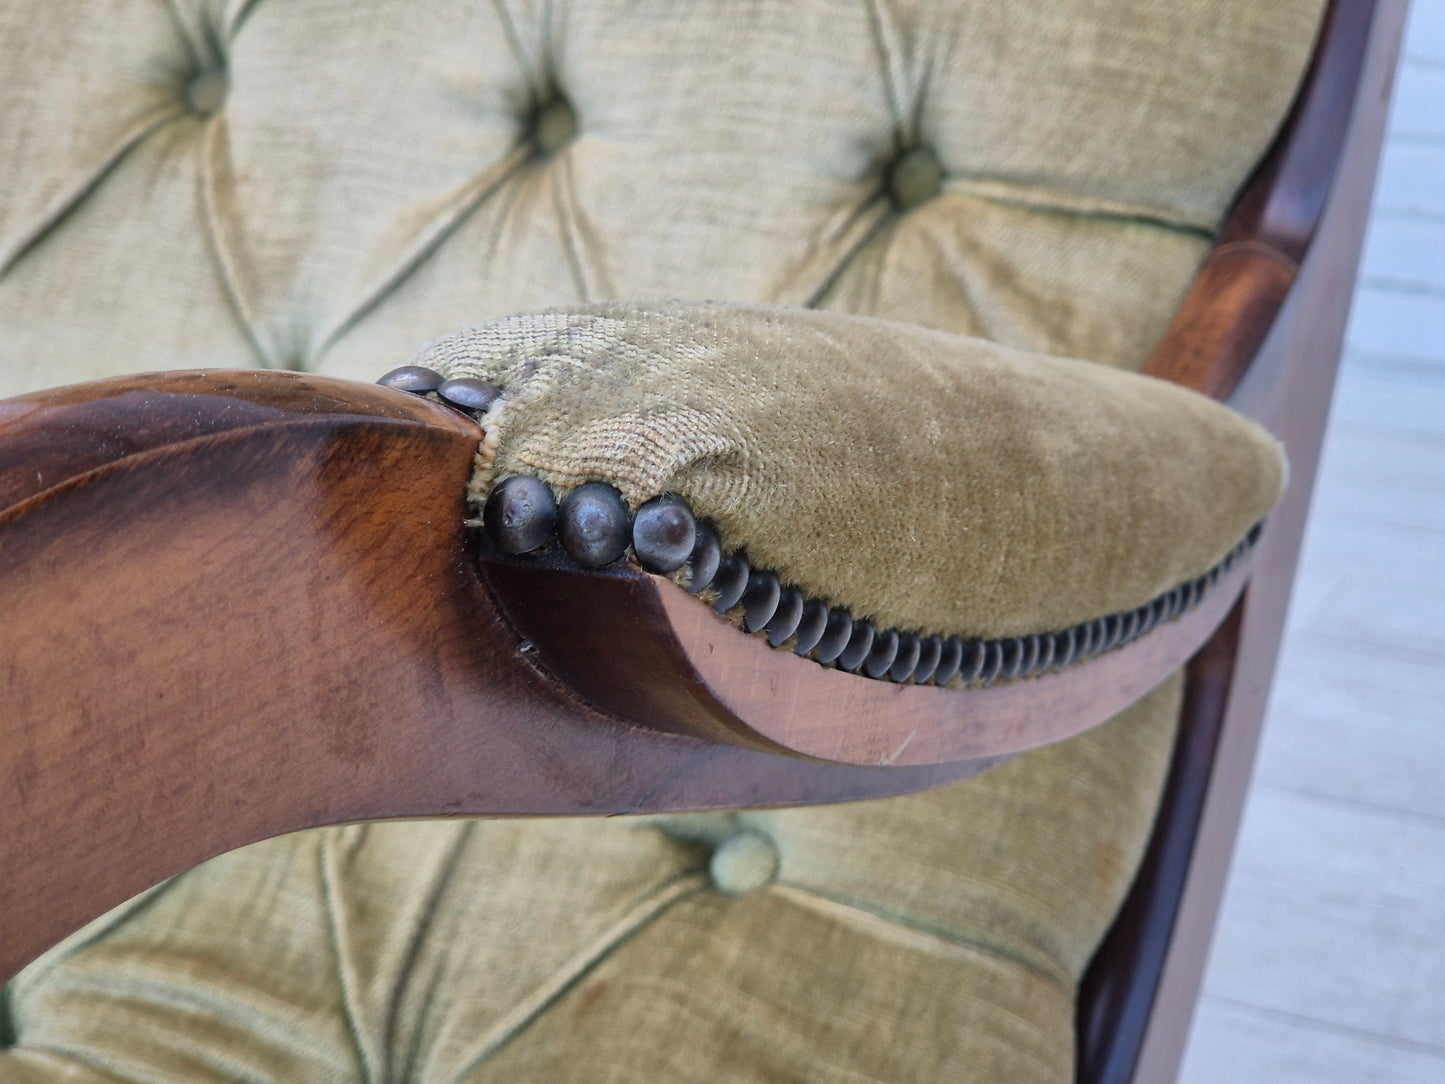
419,302 -> 1285,636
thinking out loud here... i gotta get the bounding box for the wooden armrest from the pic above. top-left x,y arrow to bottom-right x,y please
481,544 -> 1248,767
0,368 -> 1245,980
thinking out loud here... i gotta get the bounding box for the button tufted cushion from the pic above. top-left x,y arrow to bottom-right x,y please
0,0 -> 1324,1080
3,681 -> 1179,1082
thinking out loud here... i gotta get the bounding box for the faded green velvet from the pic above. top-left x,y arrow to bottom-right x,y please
421,302 -> 1283,637
0,0 -> 1322,384
0,0 -> 1323,1079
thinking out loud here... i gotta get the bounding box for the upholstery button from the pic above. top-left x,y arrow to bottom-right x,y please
888,145 -> 942,210
531,98 -> 577,155
185,70 -> 227,118
709,831 -> 779,895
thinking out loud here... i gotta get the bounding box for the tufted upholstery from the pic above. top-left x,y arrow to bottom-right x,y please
4,683 -> 1180,1082
0,0 -> 1321,386
1,1 -> 1323,1080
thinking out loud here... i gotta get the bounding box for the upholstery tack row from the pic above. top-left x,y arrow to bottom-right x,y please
380,364 -> 1262,687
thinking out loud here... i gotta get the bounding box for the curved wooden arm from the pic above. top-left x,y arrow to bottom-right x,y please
0,365 -> 1242,982
1143,0 -> 1382,401
0,371 -> 989,982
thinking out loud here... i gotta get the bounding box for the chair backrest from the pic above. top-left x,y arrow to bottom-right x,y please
2,0 -> 1323,388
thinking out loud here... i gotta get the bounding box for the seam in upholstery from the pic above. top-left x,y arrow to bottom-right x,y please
802,196 -> 896,309
551,152 -> 594,303
767,883 -> 1070,988
21,960 -> 337,1083
803,176 -> 1211,312
3,880 -> 179,1004
162,0 -> 208,71
198,116 -> 279,369
386,822 -> 480,1081
161,0 -> 235,74
443,872 -> 711,1081
319,835 -> 380,1084
910,54 -> 937,145
491,0 -> 540,92
0,105 -> 184,278
225,0 -> 270,43
944,176 -> 1216,236
796,0 -> 909,311
540,0 -> 561,80
478,157 -> 548,279
312,147 -> 535,367
0,1045 -> 134,1082
862,0 -> 907,139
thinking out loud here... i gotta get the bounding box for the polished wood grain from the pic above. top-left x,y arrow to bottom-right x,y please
1144,0 -> 1382,401
0,371 -> 992,983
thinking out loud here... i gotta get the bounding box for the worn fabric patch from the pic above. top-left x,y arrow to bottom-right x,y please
417,302 -> 1285,638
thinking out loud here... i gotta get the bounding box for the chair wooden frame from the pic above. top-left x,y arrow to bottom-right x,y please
0,2 -> 1405,1079
1083,2 -> 1407,1079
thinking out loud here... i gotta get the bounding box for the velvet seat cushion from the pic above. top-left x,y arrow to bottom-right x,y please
3,681 -> 1178,1082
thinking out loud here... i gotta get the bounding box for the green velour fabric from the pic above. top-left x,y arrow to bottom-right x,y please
4,679 -> 1179,1083
0,0 -> 1323,1079
420,302 -> 1284,637
0,1 -> 1322,385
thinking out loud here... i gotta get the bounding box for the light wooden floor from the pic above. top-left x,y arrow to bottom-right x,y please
1178,5 -> 1445,1081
